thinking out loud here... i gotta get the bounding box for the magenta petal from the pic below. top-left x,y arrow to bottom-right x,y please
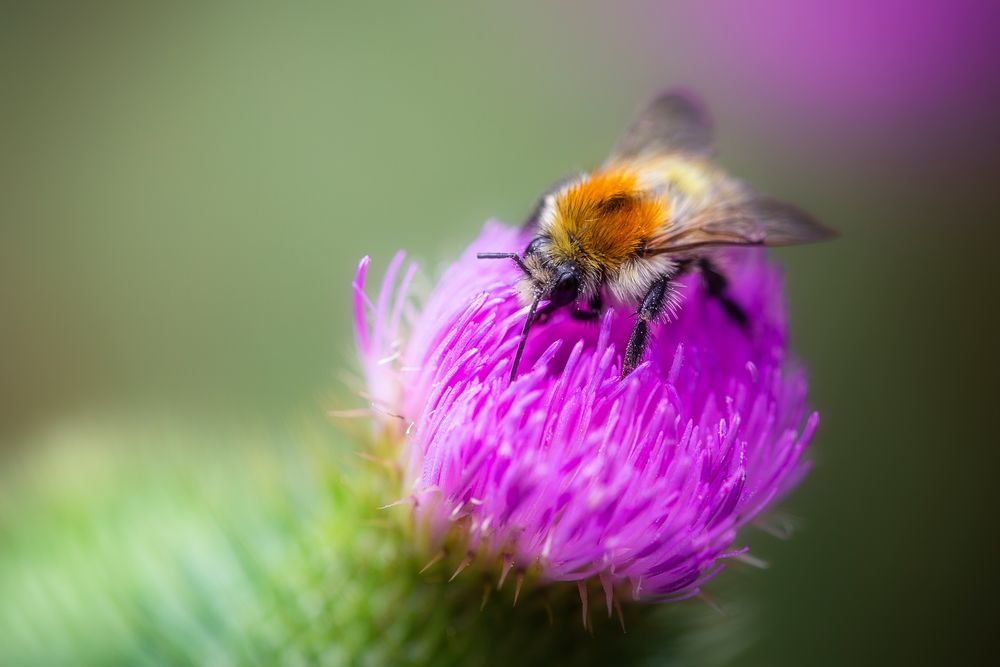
353,221 -> 817,601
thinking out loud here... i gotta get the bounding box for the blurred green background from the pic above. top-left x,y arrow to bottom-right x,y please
2,2 -> 998,665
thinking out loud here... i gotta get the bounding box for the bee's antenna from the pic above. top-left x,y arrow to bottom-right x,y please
477,252 -> 529,276
509,293 -> 541,382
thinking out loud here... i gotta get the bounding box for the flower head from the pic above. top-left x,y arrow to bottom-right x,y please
353,221 -> 816,602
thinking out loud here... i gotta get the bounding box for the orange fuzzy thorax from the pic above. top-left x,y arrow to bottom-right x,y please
549,167 -> 667,273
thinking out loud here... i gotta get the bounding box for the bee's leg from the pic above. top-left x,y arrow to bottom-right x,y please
570,292 -> 604,321
622,275 -> 672,378
698,258 -> 749,328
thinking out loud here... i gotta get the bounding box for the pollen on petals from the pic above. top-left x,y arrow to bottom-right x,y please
352,221 -> 816,602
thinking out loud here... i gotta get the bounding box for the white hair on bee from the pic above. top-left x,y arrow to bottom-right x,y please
516,253 -> 554,306
607,253 -> 678,305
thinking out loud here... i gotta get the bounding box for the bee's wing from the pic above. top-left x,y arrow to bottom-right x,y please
649,197 -> 836,253
609,90 -> 714,161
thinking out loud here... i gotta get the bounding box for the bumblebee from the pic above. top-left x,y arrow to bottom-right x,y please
480,91 -> 835,380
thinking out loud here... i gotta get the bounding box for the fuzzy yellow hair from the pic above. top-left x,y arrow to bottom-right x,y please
548,167 -> 667,273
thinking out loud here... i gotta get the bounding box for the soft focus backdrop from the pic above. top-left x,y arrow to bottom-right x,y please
2,2 -> 998,665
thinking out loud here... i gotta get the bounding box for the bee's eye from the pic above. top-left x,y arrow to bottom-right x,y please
550,271 -> 579,307
524,237 -> 545,257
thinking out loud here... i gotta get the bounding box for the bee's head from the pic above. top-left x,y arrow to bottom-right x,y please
500,236 -> 584,308
477,237 -> 587,382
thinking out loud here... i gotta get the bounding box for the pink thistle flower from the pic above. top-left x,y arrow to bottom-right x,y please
352,221 -> 816,602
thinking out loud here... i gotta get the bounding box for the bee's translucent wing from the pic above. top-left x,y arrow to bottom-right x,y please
746,198 -> 837,246
650,197 -> 836,253
609,90 -> 714,161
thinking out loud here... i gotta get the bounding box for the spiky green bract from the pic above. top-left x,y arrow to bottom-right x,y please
0,419 -> 736,666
